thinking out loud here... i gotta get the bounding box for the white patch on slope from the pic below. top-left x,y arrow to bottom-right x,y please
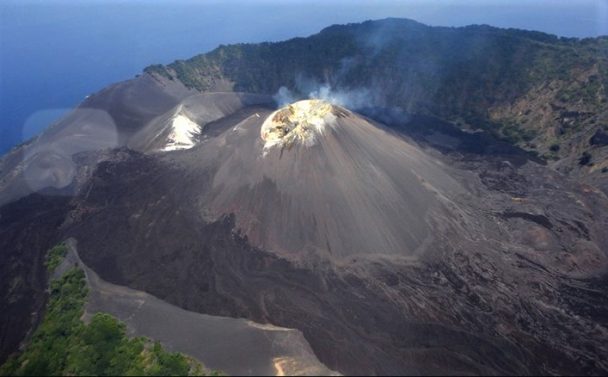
163,111 -> 200,151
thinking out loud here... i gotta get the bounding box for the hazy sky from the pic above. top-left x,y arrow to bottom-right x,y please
0,0 -> 607,153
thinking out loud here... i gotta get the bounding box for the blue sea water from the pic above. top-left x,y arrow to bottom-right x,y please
1,0 -> 606,155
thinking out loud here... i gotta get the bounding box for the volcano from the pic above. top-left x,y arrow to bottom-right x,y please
186,99 -> 466,262
2,18 -> 608,377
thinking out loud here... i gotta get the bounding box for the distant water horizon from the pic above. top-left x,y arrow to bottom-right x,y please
1,0 -> 607,155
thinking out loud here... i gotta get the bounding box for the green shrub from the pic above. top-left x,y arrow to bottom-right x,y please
45,244 -> 68,273
0,264 -> 216,376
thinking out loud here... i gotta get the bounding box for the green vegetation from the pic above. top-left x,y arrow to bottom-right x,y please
497,120 -> 538,144
144,64 -> 174,81
45,243 -> 68,273
144,21 -> 605,109
0,247 -> 219,377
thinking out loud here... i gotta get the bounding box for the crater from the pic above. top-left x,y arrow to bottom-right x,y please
260,99 -> 349,150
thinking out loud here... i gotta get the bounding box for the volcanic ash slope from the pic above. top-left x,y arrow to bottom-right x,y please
181,100 -> 468,262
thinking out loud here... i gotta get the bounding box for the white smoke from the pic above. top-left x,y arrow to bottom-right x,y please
272,82 -> 374,110
273,86 -> 296,107
308,84 -> 373,110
